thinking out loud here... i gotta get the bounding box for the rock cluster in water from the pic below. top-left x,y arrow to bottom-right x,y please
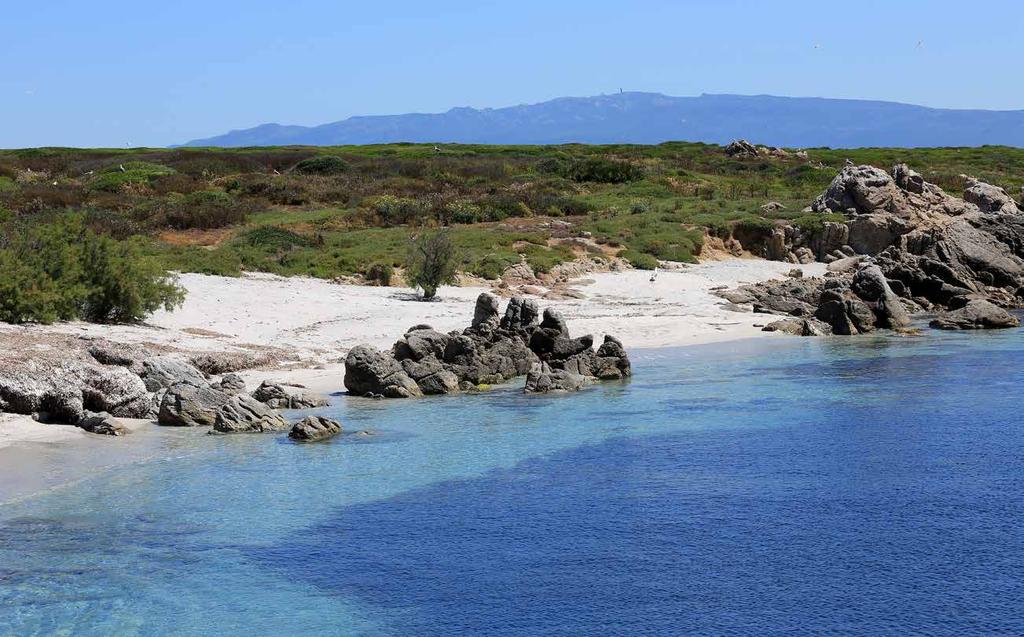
344,293 -> 631,398
721,163 -> 1023,334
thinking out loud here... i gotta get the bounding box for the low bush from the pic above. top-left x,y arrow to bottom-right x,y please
564,157 -> 645,184
161,190 -> 252,230
90,161 -> 176,192
364,262 -> 394,286
294,155 -> 350,176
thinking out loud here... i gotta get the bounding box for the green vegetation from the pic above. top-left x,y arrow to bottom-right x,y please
406,229 -> 458,300
0,215 -> 184,324
1,142 -> 1021,301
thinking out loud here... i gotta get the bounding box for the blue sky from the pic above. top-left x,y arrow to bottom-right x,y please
2,0 -> 1021,148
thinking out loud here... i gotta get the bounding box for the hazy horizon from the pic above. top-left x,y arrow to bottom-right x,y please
3,0 -> 1023,147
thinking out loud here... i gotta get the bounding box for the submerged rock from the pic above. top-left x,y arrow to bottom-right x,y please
289,416 -> 343,442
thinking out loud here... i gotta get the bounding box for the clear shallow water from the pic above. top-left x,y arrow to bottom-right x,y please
1,329 -> 1023,636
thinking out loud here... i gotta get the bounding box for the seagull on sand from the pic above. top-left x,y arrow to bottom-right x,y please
649,267 -> 659,283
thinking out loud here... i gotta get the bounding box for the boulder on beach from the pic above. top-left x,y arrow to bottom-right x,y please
289,416 -> 343,442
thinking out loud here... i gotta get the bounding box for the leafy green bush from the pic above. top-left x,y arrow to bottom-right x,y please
406,229 -> 458,300
90,162 -> 176,192
367,195 -> 424,226
564,157 -> 645,183
0,216 -> 184,324
294,155 -> 350,175
621,250 -> 658,270
79,235 -> 186,323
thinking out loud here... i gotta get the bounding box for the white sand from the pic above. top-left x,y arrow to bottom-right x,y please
0,258 -> 823,448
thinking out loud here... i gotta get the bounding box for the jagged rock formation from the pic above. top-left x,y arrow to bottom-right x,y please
344,293 -> 631,397
720,163 -> 1024,335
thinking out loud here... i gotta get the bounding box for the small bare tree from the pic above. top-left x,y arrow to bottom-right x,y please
406,228 -> 458,300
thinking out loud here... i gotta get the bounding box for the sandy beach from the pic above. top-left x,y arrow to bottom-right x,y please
0,258 -> 823,453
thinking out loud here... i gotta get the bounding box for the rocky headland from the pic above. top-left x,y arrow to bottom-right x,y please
716,162 -> 1023,335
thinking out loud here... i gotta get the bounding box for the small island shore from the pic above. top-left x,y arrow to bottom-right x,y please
0,257 -> 820,453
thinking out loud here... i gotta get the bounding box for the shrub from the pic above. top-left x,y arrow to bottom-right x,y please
406,228 -> 458,300
78,235 -> 186,323
471,253 -> 516,280
621,249 -> 658,270
368,195 -> 424,226
0,215 -> 184,324
364,262 -> 394,286
563,157 -> 645,183
162,190 -> 251,230
294,155 -> 351,176
90,161 -> 176,192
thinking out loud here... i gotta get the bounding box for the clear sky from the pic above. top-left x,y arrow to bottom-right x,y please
2,0 -> 1022,148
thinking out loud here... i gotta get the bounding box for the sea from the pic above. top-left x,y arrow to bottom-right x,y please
1,326 -> 1022,636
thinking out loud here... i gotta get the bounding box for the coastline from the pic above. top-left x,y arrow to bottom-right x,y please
0,257 -> 822,490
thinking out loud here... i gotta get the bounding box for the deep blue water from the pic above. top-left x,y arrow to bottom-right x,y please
1,329 -> 1023,636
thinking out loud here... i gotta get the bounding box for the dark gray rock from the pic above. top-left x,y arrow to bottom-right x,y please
524,362 -> 588,394
471,293 -> 501,331
213,373 -> 246,395
289,415 -> 343,442
344,345 -> 422,398
158,382 -> 230,427
139,356 -> 207,392
212,395 -> 289,434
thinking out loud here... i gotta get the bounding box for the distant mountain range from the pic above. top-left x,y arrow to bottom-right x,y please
181,92 -> 1024,148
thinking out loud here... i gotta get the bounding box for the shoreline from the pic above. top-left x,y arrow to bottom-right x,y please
0,257 -> 823,489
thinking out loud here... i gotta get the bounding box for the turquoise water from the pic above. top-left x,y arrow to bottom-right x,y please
1,328 -> 1023,635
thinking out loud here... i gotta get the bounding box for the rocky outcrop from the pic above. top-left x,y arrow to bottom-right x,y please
212,373 -> 246,395
344,345 -> 423,398
211,395 -> 289,434
251,381 -> 329,409
929,299 -> 1020,330
722,162 -> 1024,338
139,356 -> 208,392
157,382 -> 230,427
344,293 -> 631,397
288,416 -> 343,442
